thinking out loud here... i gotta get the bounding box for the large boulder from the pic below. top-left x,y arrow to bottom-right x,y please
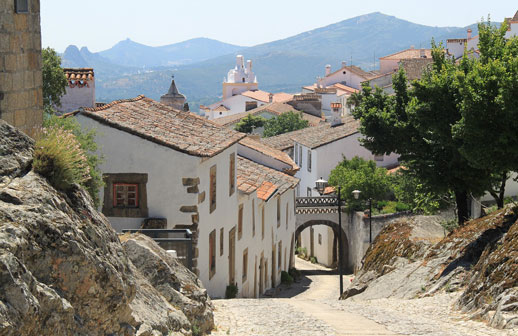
122,234 -> 214,334
0,120 -> 212,335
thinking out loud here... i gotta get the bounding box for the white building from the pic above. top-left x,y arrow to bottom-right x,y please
201,55 -> 293,120
74,96 -> 299,298
302,83 -> 358,117
505,11 -> 518,39
56,68 -> 95,113
263,116 -> 399,267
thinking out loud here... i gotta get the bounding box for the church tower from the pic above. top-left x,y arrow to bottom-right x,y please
222,55 -> 258,100
160,77 -> 187,111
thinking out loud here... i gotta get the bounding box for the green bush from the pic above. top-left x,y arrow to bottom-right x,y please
280,271 -> 294,285
225,283 -> 238,299
33,126 -> 90,191
191,323 -> 200,336
441,219 -> 459,233
310,256 -> 317,264
395,202 -> 411,212
296,247 -> 308,259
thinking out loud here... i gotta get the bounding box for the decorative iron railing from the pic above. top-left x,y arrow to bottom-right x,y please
296,196 -> 338,208
296,207 -> 339,215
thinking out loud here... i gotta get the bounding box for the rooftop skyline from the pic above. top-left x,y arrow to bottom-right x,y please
41,1 -> 516,53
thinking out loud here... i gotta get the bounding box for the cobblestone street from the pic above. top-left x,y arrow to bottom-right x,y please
211,258 -> 517,336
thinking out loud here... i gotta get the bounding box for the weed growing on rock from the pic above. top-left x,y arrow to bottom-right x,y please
33,126 -> 90,191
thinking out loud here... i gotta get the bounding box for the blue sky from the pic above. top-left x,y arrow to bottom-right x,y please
41,1 -> 516,52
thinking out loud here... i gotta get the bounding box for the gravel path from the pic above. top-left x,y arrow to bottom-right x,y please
210,258 -> 516,335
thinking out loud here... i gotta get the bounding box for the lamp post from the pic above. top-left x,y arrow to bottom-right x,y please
352,190 -> 372,244
315,178 -> 343,296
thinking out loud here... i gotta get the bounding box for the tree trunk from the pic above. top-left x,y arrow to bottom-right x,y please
489,172 -> 507,209
455,190 -> 469,225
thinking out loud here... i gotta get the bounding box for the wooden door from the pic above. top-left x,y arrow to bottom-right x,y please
259,252 -> 264,294
271,245 -> 276,286
229,227 -> 236,285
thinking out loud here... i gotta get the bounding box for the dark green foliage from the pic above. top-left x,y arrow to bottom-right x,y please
44,114 -> 103,207
288,267 -> 301,280
225,283 -> 238,299
280,271 -> 294,286
310,256 -> 318,264
234,114 -> 266,133
328,156 -> 391,210
351,45 -> 495,224
263,111 -> 309,137
42,47 -> 68,110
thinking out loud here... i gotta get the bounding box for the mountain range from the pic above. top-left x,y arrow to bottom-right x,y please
61,12 -> 486,112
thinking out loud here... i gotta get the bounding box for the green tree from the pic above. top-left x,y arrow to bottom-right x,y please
453,20 -> 518,208
234,114 -> 265,133
328,156 -> 391,210
43,114 -> 103,207
42,47 -> 68,111
351,46 -> 493,225
263,111 -> 309,137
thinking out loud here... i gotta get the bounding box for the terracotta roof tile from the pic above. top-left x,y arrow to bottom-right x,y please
239,136 -> 299,174
212,102 -> 323,127
262,116 -> 360,150
380,48 -> 432,60
80,96 -> 246,157
241,90 -> 294,103
237,156 -> 299,200
64,68 -> 94,80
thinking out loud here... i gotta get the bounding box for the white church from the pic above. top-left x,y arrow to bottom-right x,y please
201,55 -> 293,120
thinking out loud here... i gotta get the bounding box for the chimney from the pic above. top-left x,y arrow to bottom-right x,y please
342,61 -> 347,68
467,28 -> 472,40
325,64 -> 331,76
268,93 -> 273,103
420,48 -> 426,58
330,102 -> 343,126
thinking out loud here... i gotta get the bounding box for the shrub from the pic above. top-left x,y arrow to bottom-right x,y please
225,283 -> 238,299
33,126 -> 90,191
395,202 -> 411,212
191,323 -> 200,336
280,271 -> 294,285
440,219 -> 459,234
310,256 -> 317,264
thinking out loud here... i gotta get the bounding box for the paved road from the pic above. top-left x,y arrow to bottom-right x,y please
211,259 -> 394,335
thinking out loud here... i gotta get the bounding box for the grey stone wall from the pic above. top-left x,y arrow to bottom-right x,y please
0,0 -> 43,138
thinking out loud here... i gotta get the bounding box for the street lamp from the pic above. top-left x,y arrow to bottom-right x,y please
352,189 -> 373,244
315,177 -> 328,196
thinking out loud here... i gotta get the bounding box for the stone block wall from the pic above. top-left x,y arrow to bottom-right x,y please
0,0 -> 43,138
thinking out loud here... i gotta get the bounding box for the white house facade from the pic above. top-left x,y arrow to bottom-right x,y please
56,68 -> 95,114
74,96 -> 299,298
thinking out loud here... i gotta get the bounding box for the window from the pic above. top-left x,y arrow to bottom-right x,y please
307,187 -> 312,197
294,144 -> 298,164
276,197 -> 281,228
252,199 -> 256,237
210,165 -> 217,213
278,241 -> 282,270
261,206 -> 265,240
229,153 -> 235,196
299,145 -> 303,167
102,173 -> 148,218
209,230 -> 216,279
374,154 -> 384,162
307,149 -> 312,172
15,0 -> 29,13
220,228 -> 224,256
238,204 -> 243,240
318,234 -> 322,245
113,183 -> 138,207
242,248 -> 248,282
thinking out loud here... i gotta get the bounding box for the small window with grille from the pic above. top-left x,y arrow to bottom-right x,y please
15,0 -> 29,13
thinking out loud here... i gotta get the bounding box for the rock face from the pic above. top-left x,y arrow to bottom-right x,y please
342,207 -> 518,329
0,120 -> 213,335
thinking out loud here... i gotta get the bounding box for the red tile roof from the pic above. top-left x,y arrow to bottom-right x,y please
79,96 -> 246,157
241,90 -> 294,103
212,102 -> 324,127
64,68 -> 94,80
239,136 -> 299,174
237,156 -> 299,200
380,48 -> 432,60
262,116 -> 360,150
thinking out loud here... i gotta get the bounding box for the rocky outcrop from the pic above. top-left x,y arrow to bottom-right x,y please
0,120 -> 213,335
341,205 -> 518,329
121,234 -> 214,334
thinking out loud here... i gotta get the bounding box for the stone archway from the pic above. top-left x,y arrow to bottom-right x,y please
294,220 -> 349,272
